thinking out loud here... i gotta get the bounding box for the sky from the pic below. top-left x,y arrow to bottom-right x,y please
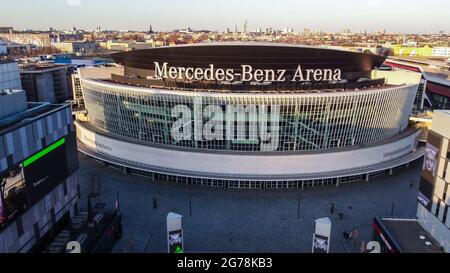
1,0 -> 449,33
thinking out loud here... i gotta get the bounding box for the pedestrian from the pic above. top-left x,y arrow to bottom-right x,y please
338,212 -> 343,220
343,231 -> 349,240
330,202 -> 335,214
352,229 -> 359,246
360,240 -> 366,253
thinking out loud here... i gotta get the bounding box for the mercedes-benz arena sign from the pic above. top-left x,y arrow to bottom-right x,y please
152,62 -> 342,82
76,43 -> 424,190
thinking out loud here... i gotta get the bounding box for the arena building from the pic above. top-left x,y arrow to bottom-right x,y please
76,43 -> 424,190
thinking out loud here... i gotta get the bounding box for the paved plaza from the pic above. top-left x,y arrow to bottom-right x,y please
77,154 -> 423,253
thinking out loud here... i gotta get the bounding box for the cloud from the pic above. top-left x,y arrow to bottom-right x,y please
66,0 -> 82,6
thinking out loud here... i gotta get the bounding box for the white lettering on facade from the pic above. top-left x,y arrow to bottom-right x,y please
153,62 -> 342,83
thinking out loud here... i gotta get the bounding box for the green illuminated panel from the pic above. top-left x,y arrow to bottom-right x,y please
23,138 -> 66,167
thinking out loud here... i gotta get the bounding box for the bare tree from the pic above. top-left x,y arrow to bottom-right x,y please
86,168 -> 104,202
87,168 -> 97,196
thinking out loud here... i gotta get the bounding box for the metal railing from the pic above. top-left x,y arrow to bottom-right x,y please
110,74 -> 387,93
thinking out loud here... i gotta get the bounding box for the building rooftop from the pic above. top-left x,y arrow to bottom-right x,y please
19,63 -> 73,73
389,56 -> 450,69
0,102 -> 70,135
385,58 -> 450,87
378,217 -> 445,253
148,41 -> 384,56
422,70 -> 450,87
0,89 -> 27,119
103,75 -> 391,94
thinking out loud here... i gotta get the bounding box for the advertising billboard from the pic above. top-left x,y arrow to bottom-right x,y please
168,229 -> 183,253
418,132 -> 442,208
312,233 -> 329,253
312,217 -> 331,253
22,138 -> 69,206
167,212 -> 183,253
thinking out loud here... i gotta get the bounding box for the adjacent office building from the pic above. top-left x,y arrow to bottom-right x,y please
373,110 -> 450,253
432,47 -> 450,57
385,58 -> 450,110
417,110 -> 450,251
0,32 -> 51,48
0,41 -> 33,57
71,73 -> 84,109
19,63 -> 74,103
0,88 -> 80,252
0,28 -> 13,35
51,41 -> 97,56
59,58 -> 107,110
76,43 -> 423,190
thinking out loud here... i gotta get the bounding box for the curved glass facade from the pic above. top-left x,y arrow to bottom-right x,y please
82,79 -> 416,152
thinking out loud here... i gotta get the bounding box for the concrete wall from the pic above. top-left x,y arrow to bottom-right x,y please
0,90 -> 27,119
372,70 -> 422,85
77,123 -> 420,178
432,111 -> 450,138
79,66 -> 124,80
36,72 -> 56,103
0,62 -> 22,90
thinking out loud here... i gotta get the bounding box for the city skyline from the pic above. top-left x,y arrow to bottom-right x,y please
1,0 -> 449,33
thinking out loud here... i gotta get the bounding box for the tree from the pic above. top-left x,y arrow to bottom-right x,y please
87,168 -> 104,201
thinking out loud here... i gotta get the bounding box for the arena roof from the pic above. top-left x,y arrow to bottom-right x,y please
112,43 -> 386,81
